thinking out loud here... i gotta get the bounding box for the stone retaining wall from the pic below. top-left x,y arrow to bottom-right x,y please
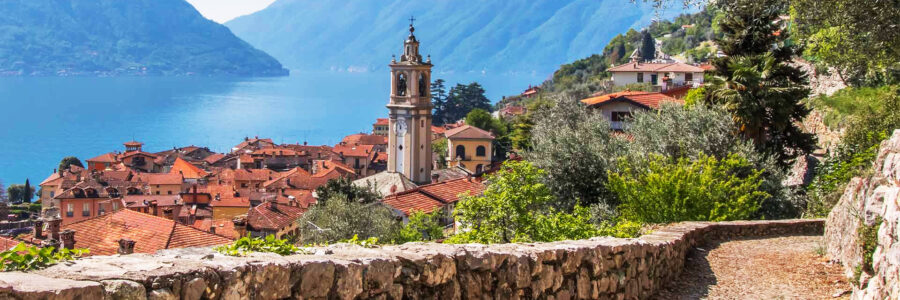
825,129 -> 900,299
0,219 -> 822,300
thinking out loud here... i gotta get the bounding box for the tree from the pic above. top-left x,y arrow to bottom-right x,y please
297,194 -> 400,244
23,179 -> 32,203
314,177 -> 381,204
608,153 -> 767,223
0,180 -> 6,203
464,108 -> 493,131
431,79 -> 448,125
640,30 -> 656,61
6,184 -> 35,204
443,82 -> 492,123
58,156 -> 83,171
704,0 -> 816,168
397,210 -> 445,243
448,160 -> 598,244
433,138 -> 449,169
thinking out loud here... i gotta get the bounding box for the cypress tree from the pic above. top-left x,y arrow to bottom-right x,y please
640,31 -> 656,62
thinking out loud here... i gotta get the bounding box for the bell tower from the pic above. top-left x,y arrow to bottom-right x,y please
388,18 -> 433,184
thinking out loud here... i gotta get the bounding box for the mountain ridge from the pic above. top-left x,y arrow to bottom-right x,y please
226,0 -> 690,75
0,0 -> 288,76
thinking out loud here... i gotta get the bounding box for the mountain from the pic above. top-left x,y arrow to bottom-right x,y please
0,0 -> 288,76
225,0 -> 689,75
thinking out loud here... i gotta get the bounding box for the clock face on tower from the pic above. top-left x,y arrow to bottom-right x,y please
395,117 -> 408,137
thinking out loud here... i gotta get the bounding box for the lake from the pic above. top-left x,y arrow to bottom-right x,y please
0,71 -> 544,186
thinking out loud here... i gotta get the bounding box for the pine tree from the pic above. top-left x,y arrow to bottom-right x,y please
704,0 -> 816,167
431,79 -> 447,125
640,31 -> 656,62
23,179 -> 31,203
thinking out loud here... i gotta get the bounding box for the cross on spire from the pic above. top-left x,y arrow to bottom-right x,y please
409,16 -> 416,26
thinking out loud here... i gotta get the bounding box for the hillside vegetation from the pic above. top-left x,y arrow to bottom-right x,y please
0,0 -> 288,76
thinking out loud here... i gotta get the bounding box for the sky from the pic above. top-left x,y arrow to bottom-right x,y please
185,0 -> 277,23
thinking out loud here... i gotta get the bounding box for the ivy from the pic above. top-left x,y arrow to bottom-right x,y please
0,243 -> 89,271
214,235 -> 305,256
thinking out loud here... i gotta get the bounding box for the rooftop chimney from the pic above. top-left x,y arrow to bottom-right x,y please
232,215 -> 248,238
117,238 -> 135,255
149,200 -> 159,216
431,173 -> 440,184
32,219 -> 44,239
209,225 -> 217,235
60,229 -> 76,250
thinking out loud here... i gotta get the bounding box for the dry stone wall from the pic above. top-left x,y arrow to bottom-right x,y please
826,129 -> 900,300
0,219 -> 821,300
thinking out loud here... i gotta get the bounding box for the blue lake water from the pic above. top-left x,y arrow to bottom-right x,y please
0,71 -> 543,186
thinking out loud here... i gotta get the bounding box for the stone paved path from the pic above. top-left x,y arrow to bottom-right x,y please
653,235 -> 849,299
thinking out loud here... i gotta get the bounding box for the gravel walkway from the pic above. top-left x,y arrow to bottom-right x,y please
653,235 -> 849,299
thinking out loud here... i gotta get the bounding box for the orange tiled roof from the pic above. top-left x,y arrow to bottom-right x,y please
312,160 -> 356,177
141,173 -> 183,185
119,151 -> 157,159
381,177 -> 485,216
341,133 -> 388,146
247,201 -> 306,231
252,148 -> 302,157
382,190 -> 445,215
431,126 -> 446,135
123,141 -> 144,147
123,194 -> 181,207
204,153 -> 226,165
86,152 -> 118,163
40,173 -> 62,186
63,209 -> 232,256
0,236 -> 19,250
374,118 -> 389,125
445,125 -> 495,140
608,62 -> 705,73
580,91 -> 682,110
170,157 -> 208,179
333,143 -> 375,158
192,219 -> 238,239
418,177 -> 485,204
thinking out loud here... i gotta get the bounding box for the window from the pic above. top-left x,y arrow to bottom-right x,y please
82,203 -> 90,217
476,146 -> 486,157
637,72 -> 644,83
156,191 -> 160,195
455,145 -> 466,160
167,191 -> 172,195
49,191 -> 55,198
685,72 -> 693,82
66,203 -> 74,217
99,204 -> 106,215
611,111 -> 633,122
651,74 -> 658,85
112,202 -> 119,211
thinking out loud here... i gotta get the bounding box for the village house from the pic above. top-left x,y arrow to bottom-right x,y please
372,118 -> 389,136
580,91 -> 683,130
122,194 -> 182,219
85,152 -> 118,172
608,60 -> 706,90
119,141 -> 160,172
333,142 -> 377,176
244,200 -> 305,238
249,147 -> 306,171
381,177 -> 485,232
521,85 -> 541,98
137,173 -> 184,196
168,157 -> 208,182
445,125 -> 494,174
231,137 -> 275,154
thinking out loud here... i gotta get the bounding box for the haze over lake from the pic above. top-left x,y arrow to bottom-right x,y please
0,71 -> 540,185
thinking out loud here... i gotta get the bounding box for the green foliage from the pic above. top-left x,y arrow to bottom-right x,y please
1,243 -> 88,271
465,108 -> 511,159
683,86 -> 705,107
449,160 -> 598,244
314,177 -> 381,204
611,83 -> 655,92
807,86 -> 900,216
214,235 -> 303,256
608,154 -> 767,223
597,219 -> 643,238
435,82 -> 492,125
705,0 -> 816,167
807,86 -> 893,130
858,217 -> 882,274
397,210 -> 445,243
297,194 -> 400,245
640,30 -> 656,61
433,138 -> 449,169
431,79 -> 449,125
340,234 -> 379,248
792,0 -> 899,86
58,156 -> 82,172
6,184 -> 35,204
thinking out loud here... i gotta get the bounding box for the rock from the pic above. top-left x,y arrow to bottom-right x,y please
102,280 -> 146,300
180,278 -> 206,300
148,288 -> 177,300
0,272 -> 104,300
297,261 -> 335,298
333,262 -> 364,300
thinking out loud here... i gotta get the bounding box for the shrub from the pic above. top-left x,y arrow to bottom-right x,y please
449,160 -> 599,244
297,194 -> 400,245
340,234 -> 379,248
215,235 -> 303,256
397,210 -> 445,243
608,153 -> 768,223
1,243 -> 89,271
858,217 -> 882,274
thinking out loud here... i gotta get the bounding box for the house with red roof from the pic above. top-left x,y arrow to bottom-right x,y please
521,85 -> 541,98
60,209 -> 232,256
608,61 -> 706,89
381,177 -> 485,228
231,136 -> 275,154
580,91 -> 683,130
444,125 -> 494,173
85,152 -> 118,172
250,147 -> 307,171
245,200 -> 306,238
119,141 -> 159,172
333,143 -> 377,176
169,157 -> 208,180
372,118 -> 389,136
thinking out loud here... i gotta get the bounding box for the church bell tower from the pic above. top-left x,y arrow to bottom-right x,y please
387,18 -> 433,183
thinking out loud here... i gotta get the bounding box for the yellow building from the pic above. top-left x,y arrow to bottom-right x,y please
445,125 -> 494,173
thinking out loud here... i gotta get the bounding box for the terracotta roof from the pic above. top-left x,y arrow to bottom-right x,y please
86,152 -> 118,163
252,148 -> 302,157
169,157 -> 208,179
204,153 -> 226,165
63,209 -> 232,256
191,219 -> 238,239
123,195 -> 181,207
313,160 -> 356,176
278,189 -> 317,208
699,63 -> 716,71
373,151 -> 388,163
607,62 -> 704,73
333,143 -> 376,158
353,172 -> 417,197
580,91 -> 682,109
341,133 -> 388,146
445,125 -> 495,140
381,177 -> 485,216
141,173 -> 183,185
374,118 -> 389,125
40,173 -> 62,186
123,141 -> 143,147
263,167 -> 313,189
0,236 -> 19,250
119,151 -> 157,159
247,201 -> 305,231
431,126 -> 446,135
282,145 -> 338,160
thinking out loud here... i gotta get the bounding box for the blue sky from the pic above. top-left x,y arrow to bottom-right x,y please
186,0 -> 277,23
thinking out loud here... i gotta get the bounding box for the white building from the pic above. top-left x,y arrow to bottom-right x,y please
608,61 -> 705,89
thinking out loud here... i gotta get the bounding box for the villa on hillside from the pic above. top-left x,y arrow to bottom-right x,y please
581,91 -> 683,130
608,61 -> 706,90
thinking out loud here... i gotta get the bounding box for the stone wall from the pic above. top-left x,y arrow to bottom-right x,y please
825,129 -> 900,299
0,219 -> 821,300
